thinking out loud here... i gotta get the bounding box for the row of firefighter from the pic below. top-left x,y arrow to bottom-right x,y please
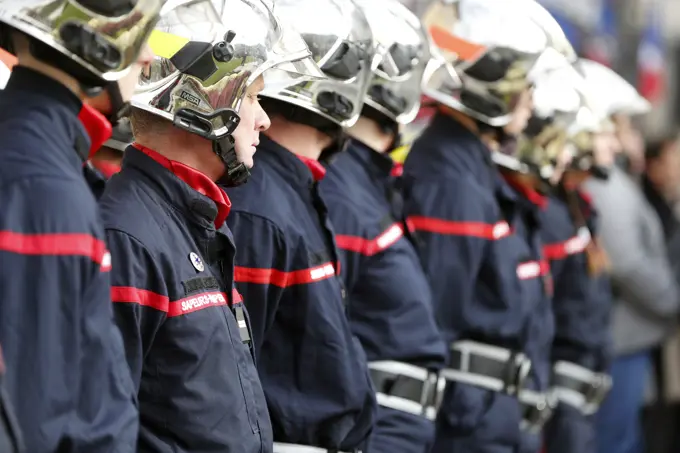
0,0 -> 649,453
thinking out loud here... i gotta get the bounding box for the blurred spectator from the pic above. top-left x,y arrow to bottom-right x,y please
586,122 -> 680,453
640,133 -> 680,453
643,134 -> 680,240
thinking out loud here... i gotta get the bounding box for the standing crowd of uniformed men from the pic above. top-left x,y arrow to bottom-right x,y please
0,0 -> 651,452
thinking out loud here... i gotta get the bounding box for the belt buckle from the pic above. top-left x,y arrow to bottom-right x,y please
420,371 -> 446,417
506,353 -> 532,396
520,391 -> 557,434
582,373 -> 612,414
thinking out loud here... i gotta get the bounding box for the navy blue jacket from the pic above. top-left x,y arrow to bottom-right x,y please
541,190 -> 612,369
225,135 -> 377,450
403,114 -> 553,449
84,161 -> 108,199
403,114 -> 553,387
0,67 -> 138,452
100,144 -> 272,453
320,140 -> 447,368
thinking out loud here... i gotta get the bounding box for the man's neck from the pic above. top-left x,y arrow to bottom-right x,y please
17,55 -> 84,99
135,129 -> 224,181
347,116 -> 394,154
265,118 -> 331,161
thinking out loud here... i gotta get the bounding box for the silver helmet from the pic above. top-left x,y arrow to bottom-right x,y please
353,0 -> 436,125
0,0 -> 163,84
421,0 -> 576,127
259,0 -> 378,129
132,0 -> 325,186
133,0 -> 325,140
512,49 -> 594,179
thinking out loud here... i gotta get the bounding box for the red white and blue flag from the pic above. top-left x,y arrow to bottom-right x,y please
637,0 -> 666,103
582,0 -> 617,67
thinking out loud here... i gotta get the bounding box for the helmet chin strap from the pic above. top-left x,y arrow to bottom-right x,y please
104,82 -> 130,126
213,134 -> 250,187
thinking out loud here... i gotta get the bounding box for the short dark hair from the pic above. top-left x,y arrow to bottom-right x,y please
129,107 -> 172,138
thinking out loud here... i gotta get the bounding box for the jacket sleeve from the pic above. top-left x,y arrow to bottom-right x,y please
227,212 -> 290,354
405,178 -> 488,343
589,179 -> 679,321
0,180 -> 138,452
106,229 -> 168,391
325,200 -> 369,292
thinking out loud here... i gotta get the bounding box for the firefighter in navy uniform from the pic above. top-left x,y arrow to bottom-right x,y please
402,1 -> 577,452
538,61 -> 647,453
498,52 -> 615,453
224,0 -> 378,451
0,1 -> 162,451
99,1 -> 325,452
319,1 -> 449,451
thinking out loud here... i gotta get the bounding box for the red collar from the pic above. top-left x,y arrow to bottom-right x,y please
133,143 -> 231,228
297,155 -> 326,181
78,104 -> 112,159
390,162 -> 404,177
91,160 -> 121,179
502,173 -> 548,209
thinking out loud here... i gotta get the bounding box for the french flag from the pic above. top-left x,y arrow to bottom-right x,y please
582,0 -> 617,68
637,0 -> 666,103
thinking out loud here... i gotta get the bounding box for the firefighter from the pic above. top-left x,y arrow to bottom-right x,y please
223,0 -> 378,451
319,0 -> 449,451
0,48 -> 30,453
509,55 -> 615,453
99,1 -> 325,451
577,59 -> 670,453
0,1 -> 163,451
401,1 -> 577,451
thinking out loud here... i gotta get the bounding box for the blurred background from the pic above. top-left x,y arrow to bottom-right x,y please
400,0 -> 673,139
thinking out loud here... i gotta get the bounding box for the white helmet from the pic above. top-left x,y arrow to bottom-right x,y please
421,0 -> 576,127
576,59 -> 651,118
0,60 -> 9,90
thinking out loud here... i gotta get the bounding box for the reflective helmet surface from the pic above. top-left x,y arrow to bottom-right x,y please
576,58 -> 651,118
516,49 -> 593,175
132,0 -> 325,140
422,0 -> 575,127
353,0 -> 433,125
260,0 -> 377,128
0,0 -> 163,85
0,60 -> 9,89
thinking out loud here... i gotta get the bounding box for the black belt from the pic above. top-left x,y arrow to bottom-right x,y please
518,389 -> 558,433
368,361 -> 444,420
440,340 -> 555,431
552,361 -> 612,414
441,341 -> 531,395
